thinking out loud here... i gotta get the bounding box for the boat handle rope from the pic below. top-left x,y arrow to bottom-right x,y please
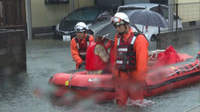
67,72 -> 76,88
168,60 -> 200,76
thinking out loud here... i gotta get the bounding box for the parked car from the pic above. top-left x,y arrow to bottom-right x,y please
91,3 -> 183,50
117,3 -> 183,41
55,6 -> 112,41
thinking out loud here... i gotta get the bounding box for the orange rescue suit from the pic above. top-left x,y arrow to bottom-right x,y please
112,28 -> 149,106
70,34 -> 94,69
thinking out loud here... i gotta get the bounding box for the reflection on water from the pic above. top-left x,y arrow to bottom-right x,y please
0,72 -> 63,112
0,73 -> 28,99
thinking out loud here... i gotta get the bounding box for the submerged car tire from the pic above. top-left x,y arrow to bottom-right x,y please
54,33 -> 62,40
150,35 -> 158,41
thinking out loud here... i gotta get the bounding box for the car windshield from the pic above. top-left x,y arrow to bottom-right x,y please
160,7 -> 168,19
150,6 -> 168,19
65,8 -> 100,21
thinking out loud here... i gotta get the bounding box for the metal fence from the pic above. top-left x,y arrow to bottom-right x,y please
139,2 -> 200,33
171,2 -> 200,31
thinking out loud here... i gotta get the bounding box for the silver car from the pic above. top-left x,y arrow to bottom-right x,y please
117,3 -> 183,41
91,3 -> 183,50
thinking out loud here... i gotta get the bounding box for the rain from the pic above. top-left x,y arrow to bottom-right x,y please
1,0 -> 200,112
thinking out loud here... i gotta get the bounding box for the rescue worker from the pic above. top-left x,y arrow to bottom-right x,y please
70,22 -> 94,69
111,12 -> 153,107
85,36 -> 109,74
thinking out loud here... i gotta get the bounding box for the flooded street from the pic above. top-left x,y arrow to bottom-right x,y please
0,38 -> 200,112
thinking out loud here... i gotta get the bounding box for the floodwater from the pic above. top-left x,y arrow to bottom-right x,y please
0,38 -> 200,112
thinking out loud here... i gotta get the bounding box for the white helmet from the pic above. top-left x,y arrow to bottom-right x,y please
74,22 -> 88,33
111,12 -> 130,26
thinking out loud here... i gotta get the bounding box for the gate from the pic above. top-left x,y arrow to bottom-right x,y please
0,0 -> 26,75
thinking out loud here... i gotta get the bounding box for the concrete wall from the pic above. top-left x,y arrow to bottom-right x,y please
176,0 -> 200,22
157,28 -> 200,56
31,0 -> 94,27
72,0 -> 94,9
31,1 -> 70,27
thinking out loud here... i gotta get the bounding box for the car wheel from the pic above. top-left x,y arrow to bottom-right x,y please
177,28 -> 183,32
54,33 -> 62,40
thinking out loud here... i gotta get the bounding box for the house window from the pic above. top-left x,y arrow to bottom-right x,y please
45,0 -> 69,4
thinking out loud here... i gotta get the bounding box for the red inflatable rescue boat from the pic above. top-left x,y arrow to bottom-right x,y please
49,50 -> 200,104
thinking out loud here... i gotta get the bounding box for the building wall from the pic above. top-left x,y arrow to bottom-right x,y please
31,0 -> 200,27
72,0 -> 94,9
31,0 -> 94,27
176,0 -> 200,22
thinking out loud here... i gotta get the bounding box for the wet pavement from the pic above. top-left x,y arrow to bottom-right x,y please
185,105 -> 200,112
0,38 -> 200,112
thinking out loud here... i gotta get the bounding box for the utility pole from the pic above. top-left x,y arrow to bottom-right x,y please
25,0 -> 32,40
168,0 -> 174,32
